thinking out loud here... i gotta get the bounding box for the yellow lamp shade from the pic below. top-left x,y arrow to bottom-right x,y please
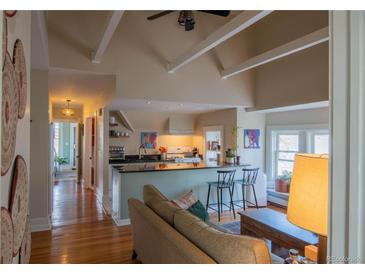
287,153 -> 328,236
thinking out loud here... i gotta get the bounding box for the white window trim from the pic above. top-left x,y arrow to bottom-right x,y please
266,123 -> 329,182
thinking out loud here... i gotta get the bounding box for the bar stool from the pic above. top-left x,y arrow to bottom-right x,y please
206,169 -> 236,222
233,168 -> 259,210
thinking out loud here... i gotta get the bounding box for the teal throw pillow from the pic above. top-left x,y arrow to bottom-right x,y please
187,200 -> 209,222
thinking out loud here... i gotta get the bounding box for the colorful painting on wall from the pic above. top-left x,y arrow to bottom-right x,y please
141,132 -> 158,149
244,129 -> 260,149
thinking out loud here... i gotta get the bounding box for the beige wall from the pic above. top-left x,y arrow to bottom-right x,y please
1,11 -> 31,263
252,11 -> 329,109
237,109 -> 266,169
30,70 -> 50,225
265,107 -> 329,126
195,108 -> 237,153
254,44 -> 329,109
109,110 -> 198,155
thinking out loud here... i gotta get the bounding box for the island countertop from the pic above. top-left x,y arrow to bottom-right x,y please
112,162 -> 250,173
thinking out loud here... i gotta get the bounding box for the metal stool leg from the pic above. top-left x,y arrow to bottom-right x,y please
229,186 -> 236,219
242,184 -> 246,211
220,188 -> 223,213
206,184 -> 211,210
252,184 -> 259,209
217,187 -> 220,222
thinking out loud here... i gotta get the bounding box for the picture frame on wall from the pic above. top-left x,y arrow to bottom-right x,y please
244,129 -> 260,149
140,132 -> 158,149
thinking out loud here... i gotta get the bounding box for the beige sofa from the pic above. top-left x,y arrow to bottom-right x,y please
128,185 -> 272,264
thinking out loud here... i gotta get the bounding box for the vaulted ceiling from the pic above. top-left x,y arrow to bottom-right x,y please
46,10 -> 329,113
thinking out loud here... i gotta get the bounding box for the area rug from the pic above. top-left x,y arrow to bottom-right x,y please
220,221 -> 240,235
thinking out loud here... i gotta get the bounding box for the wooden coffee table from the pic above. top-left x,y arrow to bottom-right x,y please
238,208 -> 318,257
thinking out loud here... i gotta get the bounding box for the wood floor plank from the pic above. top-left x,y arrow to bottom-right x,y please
30,180 -> 134,264
30,179 -> 285,263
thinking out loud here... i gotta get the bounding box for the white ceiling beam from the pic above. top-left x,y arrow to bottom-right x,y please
91,11 -> 124,64
167,10 -> 273,73
221,27 -> 329,79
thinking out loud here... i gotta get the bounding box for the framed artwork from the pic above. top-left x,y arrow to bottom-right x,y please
141,132 -> 157,149
244,129 -> 260,149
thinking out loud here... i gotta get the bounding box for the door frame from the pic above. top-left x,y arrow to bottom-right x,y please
83,116 -> 97,189
329,11 -> 365,263
202,125 -> 224,162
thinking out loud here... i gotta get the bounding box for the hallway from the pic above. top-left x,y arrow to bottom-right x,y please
30,179 -> 134,263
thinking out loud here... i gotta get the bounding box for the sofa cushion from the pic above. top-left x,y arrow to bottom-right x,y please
174,210 -> 271,264
143,185 -> 180,226
187,200 -> 209,222
172,190 -> 198,209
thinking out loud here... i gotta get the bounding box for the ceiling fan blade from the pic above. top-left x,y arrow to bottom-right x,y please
198,10 -> 230,17
147,11 -> 174,20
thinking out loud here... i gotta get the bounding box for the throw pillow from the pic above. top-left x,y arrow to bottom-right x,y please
187,200 -> 209,222
172,190 -> 198,209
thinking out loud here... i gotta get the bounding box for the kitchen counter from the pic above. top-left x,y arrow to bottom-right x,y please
112,162 -> 249,173
110,161 -> 253,226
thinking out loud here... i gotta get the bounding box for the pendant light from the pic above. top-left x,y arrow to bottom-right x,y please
62,99 -> 75,117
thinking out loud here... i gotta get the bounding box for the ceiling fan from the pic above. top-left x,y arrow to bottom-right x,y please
147,10 -> 230,31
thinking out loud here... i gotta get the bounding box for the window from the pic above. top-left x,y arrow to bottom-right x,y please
54,123 -> 60,156
267,125 -> 329,184
276,134 -> 299,177
312,133 -> 329,154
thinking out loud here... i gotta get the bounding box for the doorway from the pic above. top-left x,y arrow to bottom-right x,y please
203,126 -> 224,164
53,122 -> 79,180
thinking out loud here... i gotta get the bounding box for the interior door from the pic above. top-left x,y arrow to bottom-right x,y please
76,123 -> 83,183
83,117 -> 94,189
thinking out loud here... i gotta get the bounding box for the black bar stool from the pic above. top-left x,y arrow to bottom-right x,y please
206,169 -> 236,222
233,168 -> 259,210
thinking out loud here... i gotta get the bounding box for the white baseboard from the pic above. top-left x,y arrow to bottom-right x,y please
267,195 -> 288,207
112,215 -> 130,226
102,195 -> 112,215
30,217 -> 52,232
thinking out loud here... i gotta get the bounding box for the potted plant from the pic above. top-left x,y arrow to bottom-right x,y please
225,149 -> 235,164
54,156 -> 68,174
275,171 -> 292,193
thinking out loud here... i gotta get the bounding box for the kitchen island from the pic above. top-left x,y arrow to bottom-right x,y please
110,161 -> 250,226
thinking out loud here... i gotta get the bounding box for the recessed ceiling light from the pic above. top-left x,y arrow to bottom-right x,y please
179,103 -> 183,107
147,101 -> 151,104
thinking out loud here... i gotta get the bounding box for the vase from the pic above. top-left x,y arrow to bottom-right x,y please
275,179 -> 290,193
161,153 -> 167,161
226,157 -> 235,164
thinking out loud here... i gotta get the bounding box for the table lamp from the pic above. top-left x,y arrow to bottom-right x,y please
287,153 -> 328,264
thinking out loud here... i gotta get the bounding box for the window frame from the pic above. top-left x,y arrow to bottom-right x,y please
266,124 -> 329,185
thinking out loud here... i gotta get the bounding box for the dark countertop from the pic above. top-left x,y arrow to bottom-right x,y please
109,154 -> 175,164
112,162 -> 250,173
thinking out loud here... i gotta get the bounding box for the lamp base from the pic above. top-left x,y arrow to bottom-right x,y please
318,235 -> 327,264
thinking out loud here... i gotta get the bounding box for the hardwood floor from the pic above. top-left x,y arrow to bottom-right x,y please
30,179 -> 134,263
51,179 -> 104,226
30,179 -> 284,263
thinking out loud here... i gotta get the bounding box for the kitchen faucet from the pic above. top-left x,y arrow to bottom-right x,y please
139,144 -> 147,160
